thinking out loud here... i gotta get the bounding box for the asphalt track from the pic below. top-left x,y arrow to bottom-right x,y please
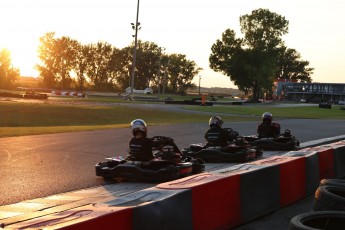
1,102 -> 345,229
2,118 -> 345,206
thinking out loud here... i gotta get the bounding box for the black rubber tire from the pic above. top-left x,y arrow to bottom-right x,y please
319,179 -> 345,189
313,185 -> 345,211
289,211 -> 345,230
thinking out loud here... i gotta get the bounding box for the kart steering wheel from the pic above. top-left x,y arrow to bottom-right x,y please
151,136 -> 174,150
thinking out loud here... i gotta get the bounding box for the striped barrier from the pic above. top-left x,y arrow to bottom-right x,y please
103,188 -> 193,230
282,150 -> 320,195
212,163 -> 280,224
51,91 -> 86,97
250,156 -> 307,208
300,145 -> 335,180
3,141 -> 345,229
157,172 -> 242,230
8,205 -> 133,230
7,188 -> 192,230
328,141 -> 345,179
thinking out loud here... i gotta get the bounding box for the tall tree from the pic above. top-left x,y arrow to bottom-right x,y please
210,8 -> 297,101
36,32 -> 78,89
85,41 -> 115,91
110,46 -> 133,90
166,53 -> 200,93
73,43 -> 91,90
0,48 -> 20,89
276,47 -> 313,83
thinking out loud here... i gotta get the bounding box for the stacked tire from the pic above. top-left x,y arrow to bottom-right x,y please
289,179 -> 345,230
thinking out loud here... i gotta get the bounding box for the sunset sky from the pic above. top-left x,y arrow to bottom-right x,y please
1,0 -> 344,89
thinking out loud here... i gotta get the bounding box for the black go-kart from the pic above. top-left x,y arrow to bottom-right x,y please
95,136 -> 205,182
182,135 -> 263,163
242,129 -> 300,150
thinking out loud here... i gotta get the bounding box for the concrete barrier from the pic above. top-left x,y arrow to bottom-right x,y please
102,188 -> 193,230
251,156 -> 307,208
7,205 -> 133,230
282,150 -> 320,195
4,140 -> 345,230
302,145 -> 335,180
157,173 -> 241,230
212,163 -> 280,223
6,188 -> 192,230
328,141 -> 345,178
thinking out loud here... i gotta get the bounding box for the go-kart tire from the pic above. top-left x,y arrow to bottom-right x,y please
319,179 -> 345,189
313,185 -> 345,211
159,164 -> 180,182
191,158 -> 205,173
289,211 -> 345,230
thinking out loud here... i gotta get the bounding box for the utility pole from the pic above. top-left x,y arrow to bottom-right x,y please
129,0 -> 140,99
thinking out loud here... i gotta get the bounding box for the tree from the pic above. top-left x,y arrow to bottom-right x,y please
209,8 -> 313,101
73,43 -> 91,90
35,32 -> 201,93
85,42 -> 115,91
36,32 -> 78,89
276,47 -> 313,83
0,48 -> 20,89
110,46 -> 133,90
166,54 -> 200,93
112,40 -> 200,94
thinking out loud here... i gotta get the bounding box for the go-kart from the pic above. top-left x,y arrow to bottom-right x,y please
242,129 -> 300,150
95,136 -> 205,182
182,136 -> 263,163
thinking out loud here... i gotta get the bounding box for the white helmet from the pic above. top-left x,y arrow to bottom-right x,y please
209,116 -> 223,128
130,119 -> 147,137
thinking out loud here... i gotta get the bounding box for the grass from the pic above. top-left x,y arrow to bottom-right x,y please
2,95 -> 344,138
183,104 -> 345,119
0,101 -> 254,138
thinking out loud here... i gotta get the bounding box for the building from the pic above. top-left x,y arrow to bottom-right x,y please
276,80 -> 345,104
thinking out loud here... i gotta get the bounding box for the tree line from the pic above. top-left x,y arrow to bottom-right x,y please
36,32 -> 201,94
0,8 -> 313,99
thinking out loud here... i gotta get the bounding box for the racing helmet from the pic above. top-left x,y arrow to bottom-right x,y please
209,116 -> 223,128
130,119 -> 147,137
262,112 -> 273,123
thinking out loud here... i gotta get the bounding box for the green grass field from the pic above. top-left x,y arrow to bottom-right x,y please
1,96 -> 344,138
184,104 -> 345,119
0,100 -> 254,138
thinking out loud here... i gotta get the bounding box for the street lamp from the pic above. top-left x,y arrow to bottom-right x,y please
129,0 -> 140,99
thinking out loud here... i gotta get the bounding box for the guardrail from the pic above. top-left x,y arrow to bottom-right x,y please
2,139 -> 345,229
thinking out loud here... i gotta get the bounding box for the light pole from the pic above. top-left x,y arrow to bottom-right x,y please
129,0 -> 140,99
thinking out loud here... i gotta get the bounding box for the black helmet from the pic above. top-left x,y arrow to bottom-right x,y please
209,116 -> 223,128
262,112 -> 273,123
130,119 -> 147,137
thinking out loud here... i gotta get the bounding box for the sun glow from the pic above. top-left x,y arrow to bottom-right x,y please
1,0 -> 345,87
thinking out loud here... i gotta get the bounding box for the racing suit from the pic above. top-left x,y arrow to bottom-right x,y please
257,122 -> 281,138
128,137 -> 154,161
204,127 -> 234,147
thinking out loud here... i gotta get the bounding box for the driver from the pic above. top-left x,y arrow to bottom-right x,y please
257,112 -> 281,138
204,116 -> 235,147
127,119 -> 155,162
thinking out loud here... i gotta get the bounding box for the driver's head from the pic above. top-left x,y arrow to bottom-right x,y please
262,112 -> 273,123
209,116 -> 223,128
130,119 -> 147,137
